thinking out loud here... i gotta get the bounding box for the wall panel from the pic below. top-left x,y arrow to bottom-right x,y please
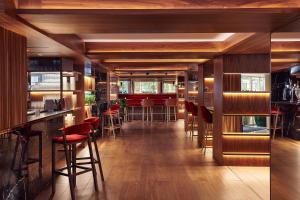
0,26 -> 27,132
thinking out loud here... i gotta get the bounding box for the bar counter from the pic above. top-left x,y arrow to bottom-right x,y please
0,108 -> 80,199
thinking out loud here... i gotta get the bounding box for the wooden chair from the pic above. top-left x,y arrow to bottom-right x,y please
189,102 -> 198,140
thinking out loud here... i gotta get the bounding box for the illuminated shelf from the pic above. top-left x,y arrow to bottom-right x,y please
223,91 -> 270,94
223,132 -> 270,136
223,113 -> 269,116
223,152 -> 270,156
29,90 -> 81,93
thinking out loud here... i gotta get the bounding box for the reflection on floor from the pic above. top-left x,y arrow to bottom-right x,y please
272,138 -> 300,200
36,120 -> 269,200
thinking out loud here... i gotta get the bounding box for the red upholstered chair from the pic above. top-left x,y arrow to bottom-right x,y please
189,102 -> 198,139
83,117 -> 104,181
52,123 -> 98,200
200,106 -> 213,154
271,105 -> 284,139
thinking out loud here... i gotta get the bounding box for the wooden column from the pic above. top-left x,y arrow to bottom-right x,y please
74,59 -> 85,123
197,65 -> 204,147
0,26 -> 27,132
213,54 -> 271,166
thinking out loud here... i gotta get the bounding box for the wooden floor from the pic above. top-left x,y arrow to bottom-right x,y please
271,138 -> 300,200
35,120 -> 269,200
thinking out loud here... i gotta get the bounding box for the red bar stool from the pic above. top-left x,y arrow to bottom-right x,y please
52,123 -> 98,200
165,98 -> 177,122
83,117 -> 104,181
141,99 -> 154,122
102,109 -> 121,138
271,105 -> 284,139
189,102 -> 198,140
11,125 -> 43,178
200,106 -> 213,154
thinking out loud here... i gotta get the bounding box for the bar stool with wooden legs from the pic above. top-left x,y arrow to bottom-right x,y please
271,105 -> 284,139
189,102 -> 199,140
52,123 -> 98,200
141,99 -> 154,122
102,109 -> 121,138
11,125 -> 43,178
184,100 -> 193,136
200,106 -> 213,154
165,98 -> 177,122
83,117 -> 105,181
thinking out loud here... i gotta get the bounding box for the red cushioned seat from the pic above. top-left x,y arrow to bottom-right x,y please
200,106 -> 213,124
84,117 -> 100,130
271,106 -> 283,115
53,134 -> 88,143
110,104 -> 120,111
189,102 -> 198,116
102,110 -> 117,115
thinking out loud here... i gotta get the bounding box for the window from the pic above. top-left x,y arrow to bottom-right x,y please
163,81 -> 176,93
134,81 -> 159,94
119,80 -> 130,94
241,74 -> 266,91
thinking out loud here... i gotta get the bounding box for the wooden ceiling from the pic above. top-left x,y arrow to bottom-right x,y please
2,1 -> 300,72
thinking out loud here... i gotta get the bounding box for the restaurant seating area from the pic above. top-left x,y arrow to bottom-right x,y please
4,1 -> 300,199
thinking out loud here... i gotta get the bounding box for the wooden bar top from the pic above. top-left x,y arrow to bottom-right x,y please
272,101 -> 300,106
0,108 -> 80,135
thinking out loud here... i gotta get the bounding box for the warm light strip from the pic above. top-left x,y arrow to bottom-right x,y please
83,33 -> 235,43
30,91 -> 74,95
103,59 -> 208,63
223,155 -> 270,159
271,58 -> 300,63
223,92 -> 270,96
204,77 -> 214,82
223,152 -> 270,156
272,38 -> 300,42
223,132 -> 269,136
223,135 -> 270,139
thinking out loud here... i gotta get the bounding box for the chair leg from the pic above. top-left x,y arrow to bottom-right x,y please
101,117 -> 104,138
52,142 -> 56,195
72,144 -> 77,187
273,114 -> 278,140
38,134 -> 43,178
110,114 -> 115,138
151,107 -> 153,122
281,115 -> 284,138
92,134 -> 104,181
174,107 -> 177,121
191,117 -> 194,140
11,135 -> 20,170
63,143 -> 75,200
142,107 -> 145,121
87,138 -> 99,191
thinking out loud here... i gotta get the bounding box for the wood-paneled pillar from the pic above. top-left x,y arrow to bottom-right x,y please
0,26 -> 27,132
213,54 -> 271,166
197,65 -> 204,147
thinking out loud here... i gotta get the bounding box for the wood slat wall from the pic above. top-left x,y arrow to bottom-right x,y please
0,26 -> 27,132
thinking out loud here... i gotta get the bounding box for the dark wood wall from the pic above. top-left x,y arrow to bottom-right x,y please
0,26 -> 27,132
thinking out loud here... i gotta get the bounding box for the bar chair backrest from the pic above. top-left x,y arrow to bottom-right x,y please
62,123 -> 92,135
110,104 -> 121,111
184,100 -> 191,113
189,102 -> 198,117
141,99 -> 154,107
84,117 -> 100,130
200,106 -> 213,124
165,98 -> 177,107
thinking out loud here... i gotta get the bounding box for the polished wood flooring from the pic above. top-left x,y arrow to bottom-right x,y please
35,120 -> 269,200
271,138 -> 300,200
